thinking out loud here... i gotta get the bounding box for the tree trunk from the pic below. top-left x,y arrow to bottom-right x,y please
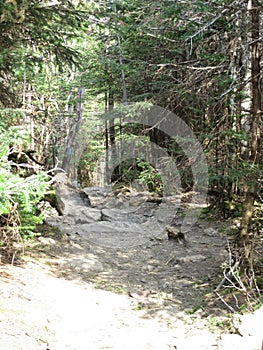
239,0 -> 261,260
108,91 -> 115,147
61,86 -> 85,176
105,91 -> 110,183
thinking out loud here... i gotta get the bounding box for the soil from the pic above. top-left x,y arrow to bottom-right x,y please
0,187 -> 259,350
0,218 -> 232,350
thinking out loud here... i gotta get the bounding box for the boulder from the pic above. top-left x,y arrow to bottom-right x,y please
82,186 -> 111,207
53,173 -> 91,216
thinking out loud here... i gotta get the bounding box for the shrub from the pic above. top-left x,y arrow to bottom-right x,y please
0,124 -> 50,260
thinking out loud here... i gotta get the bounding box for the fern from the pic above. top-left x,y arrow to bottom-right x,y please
0,123 -> 50,253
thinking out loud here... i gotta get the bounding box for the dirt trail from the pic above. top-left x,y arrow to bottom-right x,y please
0,228 -> 224,350
0,185 -> 262,350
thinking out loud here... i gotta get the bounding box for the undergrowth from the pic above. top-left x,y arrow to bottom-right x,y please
0,124 -> 50,262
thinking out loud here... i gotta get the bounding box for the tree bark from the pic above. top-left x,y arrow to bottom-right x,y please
61,86 -> 85,176
239,0 -> 261,258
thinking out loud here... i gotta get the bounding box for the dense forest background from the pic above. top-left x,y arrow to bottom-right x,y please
0,0 -> 262,302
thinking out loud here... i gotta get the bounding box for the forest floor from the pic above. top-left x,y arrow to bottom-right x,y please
0,188 -> 262,350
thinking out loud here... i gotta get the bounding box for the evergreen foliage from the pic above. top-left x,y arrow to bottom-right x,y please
0,113 -> 50,258
0,0 -> 261,296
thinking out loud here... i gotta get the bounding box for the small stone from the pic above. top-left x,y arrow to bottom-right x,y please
38,237 -> 56,245
166,226 -> 186,242
204,228 -> 218,236
178,255 -> 206,263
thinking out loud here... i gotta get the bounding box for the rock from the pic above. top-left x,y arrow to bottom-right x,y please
45,216 -> 75,228
134,201 -> 158,215
37,200 -> 60,217
101,208 -> 143,224
204,228 -> 218,236
46,207 -> 101,226
166,225 -> 186,242
52,171 -> 69,186
155,203 -> 179,223
76,221 -> 144,235
44,217 -> 58,227
82,186 -> 111,207
101,208 -> 130,222
72,221 -> 148,248
37,237 -> 56,245
74,207 -> 102,224
53,174 -> 91,216
128,192 -> 151,207
79,191 -> 91,206
178,255 -> 206,263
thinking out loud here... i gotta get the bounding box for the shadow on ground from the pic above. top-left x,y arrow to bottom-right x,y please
32,218 -> 229,322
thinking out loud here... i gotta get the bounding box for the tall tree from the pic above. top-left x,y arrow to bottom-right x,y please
0,0 -> 92,107
239,0 -> 262,261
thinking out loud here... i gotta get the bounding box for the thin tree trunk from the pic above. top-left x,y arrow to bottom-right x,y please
112,0 -> 128,104
105,91 -> 109,184
108,91 -> 115,146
